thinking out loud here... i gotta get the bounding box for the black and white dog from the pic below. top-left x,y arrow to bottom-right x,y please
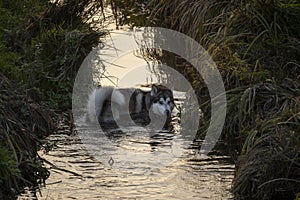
87,84 -> 174,128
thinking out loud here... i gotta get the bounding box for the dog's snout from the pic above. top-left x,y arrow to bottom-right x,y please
165,110 -> 170,115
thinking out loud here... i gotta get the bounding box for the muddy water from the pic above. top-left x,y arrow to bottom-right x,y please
19,119 -> 234,200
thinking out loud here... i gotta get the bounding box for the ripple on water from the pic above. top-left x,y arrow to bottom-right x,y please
19,126 -> 235,200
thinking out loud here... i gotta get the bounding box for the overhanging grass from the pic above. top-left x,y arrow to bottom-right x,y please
0,74 -> 54,198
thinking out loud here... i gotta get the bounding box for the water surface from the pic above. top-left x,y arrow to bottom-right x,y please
19,121 -> 234,199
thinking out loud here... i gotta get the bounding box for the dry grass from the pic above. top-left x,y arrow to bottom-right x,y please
146,0 -> 300,84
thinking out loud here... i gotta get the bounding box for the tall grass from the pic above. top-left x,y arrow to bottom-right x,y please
0,74 -> 54,198
146,0 -> 299,83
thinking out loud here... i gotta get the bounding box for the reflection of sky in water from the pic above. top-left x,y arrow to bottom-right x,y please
25,132 -> 234,200
93,30 -> 158,87
99,51 -> 158,87
80,123 -> 189,170
92,30 -> 189,92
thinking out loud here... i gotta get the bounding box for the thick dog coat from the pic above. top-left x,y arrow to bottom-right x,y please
87,84 -> 174,127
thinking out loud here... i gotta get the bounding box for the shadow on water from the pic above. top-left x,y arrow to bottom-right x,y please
19,114 -> 235,200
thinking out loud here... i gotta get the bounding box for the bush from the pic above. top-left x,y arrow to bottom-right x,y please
0,0 -> 104,110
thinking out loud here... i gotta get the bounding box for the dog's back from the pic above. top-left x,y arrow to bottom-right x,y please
87,87 -> 125,123
87,84 -> 174,126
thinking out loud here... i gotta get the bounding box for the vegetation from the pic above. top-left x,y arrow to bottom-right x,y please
0,74 -> 53,199
1,0 -> 299,199
0,0 -> 104,198
1,0 -> 104,110
112,0 -> 300,199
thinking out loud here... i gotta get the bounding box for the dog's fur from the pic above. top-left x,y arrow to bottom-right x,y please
87,84 -> 174,127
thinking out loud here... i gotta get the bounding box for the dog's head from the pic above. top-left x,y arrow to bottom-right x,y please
149,84 -> 174,118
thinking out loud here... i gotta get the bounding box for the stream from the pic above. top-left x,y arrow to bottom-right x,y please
19,116 -> 235,200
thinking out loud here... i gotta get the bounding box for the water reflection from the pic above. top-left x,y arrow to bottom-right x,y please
19,130 -> 234,199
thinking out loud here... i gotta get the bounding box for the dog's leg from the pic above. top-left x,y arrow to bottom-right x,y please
87,87 -> 113,123
135,92 -> 144,113
110,89 -> 126,121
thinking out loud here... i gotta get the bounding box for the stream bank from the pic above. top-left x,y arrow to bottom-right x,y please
0,74 -> 55,199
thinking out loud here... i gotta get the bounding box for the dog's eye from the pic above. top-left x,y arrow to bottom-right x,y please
159,101 -> 164,105
167,101 -> 171,104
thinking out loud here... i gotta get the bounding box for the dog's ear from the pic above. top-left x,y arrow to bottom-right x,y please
151,85 -> 158,96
